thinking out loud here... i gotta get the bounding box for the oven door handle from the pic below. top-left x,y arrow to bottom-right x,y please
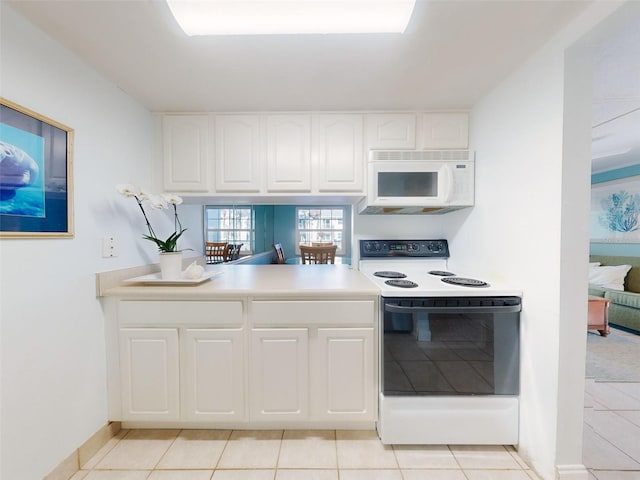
384,303 -> 521,314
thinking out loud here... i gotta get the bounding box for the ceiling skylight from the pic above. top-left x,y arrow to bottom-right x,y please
165,0 -> 416,36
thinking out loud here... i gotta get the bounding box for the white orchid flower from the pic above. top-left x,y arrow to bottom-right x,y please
138,188 -> 153,202
148,194 -> 169,210
162,193 -> 183,206
115,183 -> 140,198
115,184 -> 188,253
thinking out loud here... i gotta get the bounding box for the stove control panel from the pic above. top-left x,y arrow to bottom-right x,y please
360,239 -> 450,258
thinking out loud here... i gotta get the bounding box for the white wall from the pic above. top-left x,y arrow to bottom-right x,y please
353,212 -> 466,265
1,2 -> 636,479
0,4 -> 177,478
454,2 -> 627,479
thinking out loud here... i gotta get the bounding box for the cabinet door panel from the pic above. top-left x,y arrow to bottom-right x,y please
366,113 -> 416,150
119,328 -> 179,421
315,115 -> 363,192
421,112 -> 469,149
119,300 -> 243,327
215,115 -> 262,192
313,328 -> 375,421
251,300 -> 375,326
250,328 -> 308,420
182,329 -> 244,421
163,115 -> 209,192
267,115 -> 311,192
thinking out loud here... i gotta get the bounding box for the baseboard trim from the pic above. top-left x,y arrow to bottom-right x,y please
43,422 -> 121,480
556,464 -> 589,480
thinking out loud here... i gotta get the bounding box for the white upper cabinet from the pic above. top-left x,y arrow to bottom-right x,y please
215,115 -> 263,192
158,110 -> 467,198
266,115 -> 312,192
162,115 -> 210,192
366,113 -> 416,150
420,112 -> 469,149
314,114 -> 364,192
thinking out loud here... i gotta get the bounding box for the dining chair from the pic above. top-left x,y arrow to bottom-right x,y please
206,242 -> 228,264
300,244 -> 337,264
311,241 -> 334,246
272,243 -> 286,264
224,243 -> 243,262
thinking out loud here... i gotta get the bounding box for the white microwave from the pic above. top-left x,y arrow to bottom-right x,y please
358,150 -> 474,215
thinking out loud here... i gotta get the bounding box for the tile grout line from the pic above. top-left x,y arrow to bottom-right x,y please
150,428 -> 181,472
589,420 -> 640,469
447,444 -> 472,479
273,429 -> 284,480
210,428 -> 232,473
608,384 -> 640,403
82,427 -> 130,473
334,429 -> 341,480
388,438 -> 404,480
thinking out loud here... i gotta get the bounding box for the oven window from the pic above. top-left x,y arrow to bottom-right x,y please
383,309 -> 519,396
378,172 -> 438,197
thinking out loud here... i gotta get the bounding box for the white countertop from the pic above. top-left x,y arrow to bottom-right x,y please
102,264 -> 380,300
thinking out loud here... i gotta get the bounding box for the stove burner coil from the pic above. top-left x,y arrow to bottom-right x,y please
428,270 -> 456,276
385,279 -> 419,288
441,277 -> 489,287
374,271 -> 407,279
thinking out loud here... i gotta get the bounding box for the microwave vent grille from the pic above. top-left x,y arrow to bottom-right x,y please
371,150 -> 471,162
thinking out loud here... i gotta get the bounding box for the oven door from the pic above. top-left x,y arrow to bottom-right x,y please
382,296 -> 521,396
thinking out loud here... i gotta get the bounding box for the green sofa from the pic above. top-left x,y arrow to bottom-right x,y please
589,255 -> 640,334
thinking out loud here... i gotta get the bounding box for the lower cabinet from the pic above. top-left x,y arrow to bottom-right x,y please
249,326 -> 375,422
181,328 -> 244,421
113,298 -> 377,427
313,328 -> 374,421
250,328 -> 309,420
119,328 -> 180,421
119,327 -> 244,422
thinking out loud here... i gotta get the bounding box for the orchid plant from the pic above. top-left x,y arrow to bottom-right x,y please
116,184 -> 187,253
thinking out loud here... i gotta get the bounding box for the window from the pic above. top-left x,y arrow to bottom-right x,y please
204,206 -> 254,254
296,208 -> 345,254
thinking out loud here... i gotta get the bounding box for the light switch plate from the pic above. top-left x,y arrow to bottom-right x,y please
102,236 -> 119,257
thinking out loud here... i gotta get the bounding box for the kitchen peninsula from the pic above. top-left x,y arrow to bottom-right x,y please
99,264 -> 380,430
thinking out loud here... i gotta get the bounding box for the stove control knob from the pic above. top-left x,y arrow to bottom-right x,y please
408,243 -> 419,252
427,241 -> 440,252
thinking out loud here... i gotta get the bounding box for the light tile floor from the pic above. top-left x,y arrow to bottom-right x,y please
68,370 -> 640,480
68,378 -> 640,480
71,429 -> 542,480
584,379 -> 640,480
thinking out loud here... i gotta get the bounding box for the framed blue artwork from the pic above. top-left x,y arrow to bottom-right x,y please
0,98 -> 74,237
591,174 -> 640,243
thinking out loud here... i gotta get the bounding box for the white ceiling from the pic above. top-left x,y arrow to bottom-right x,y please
7,0 -> 588,112
591,16 -> 640,174
6,1 -> 640,173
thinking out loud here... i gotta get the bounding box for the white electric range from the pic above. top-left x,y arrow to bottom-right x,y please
359,238 -> 521,297
359,239 -> 523,446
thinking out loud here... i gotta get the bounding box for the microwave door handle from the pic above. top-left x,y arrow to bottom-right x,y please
441,164 -> 454,203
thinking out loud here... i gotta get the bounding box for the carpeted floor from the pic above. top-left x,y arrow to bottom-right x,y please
586,326 -> 640,382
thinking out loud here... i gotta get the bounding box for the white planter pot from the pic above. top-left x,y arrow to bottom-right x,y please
159,251 -> 183,280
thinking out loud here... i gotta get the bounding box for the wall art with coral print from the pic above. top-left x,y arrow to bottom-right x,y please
591,175 -> 640,243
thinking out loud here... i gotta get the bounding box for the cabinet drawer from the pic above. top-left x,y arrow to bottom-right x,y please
250,300 -> 375,326
119,301 -> 243,326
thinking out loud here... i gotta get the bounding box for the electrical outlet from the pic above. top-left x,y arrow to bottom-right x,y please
102,236 -> 119,258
